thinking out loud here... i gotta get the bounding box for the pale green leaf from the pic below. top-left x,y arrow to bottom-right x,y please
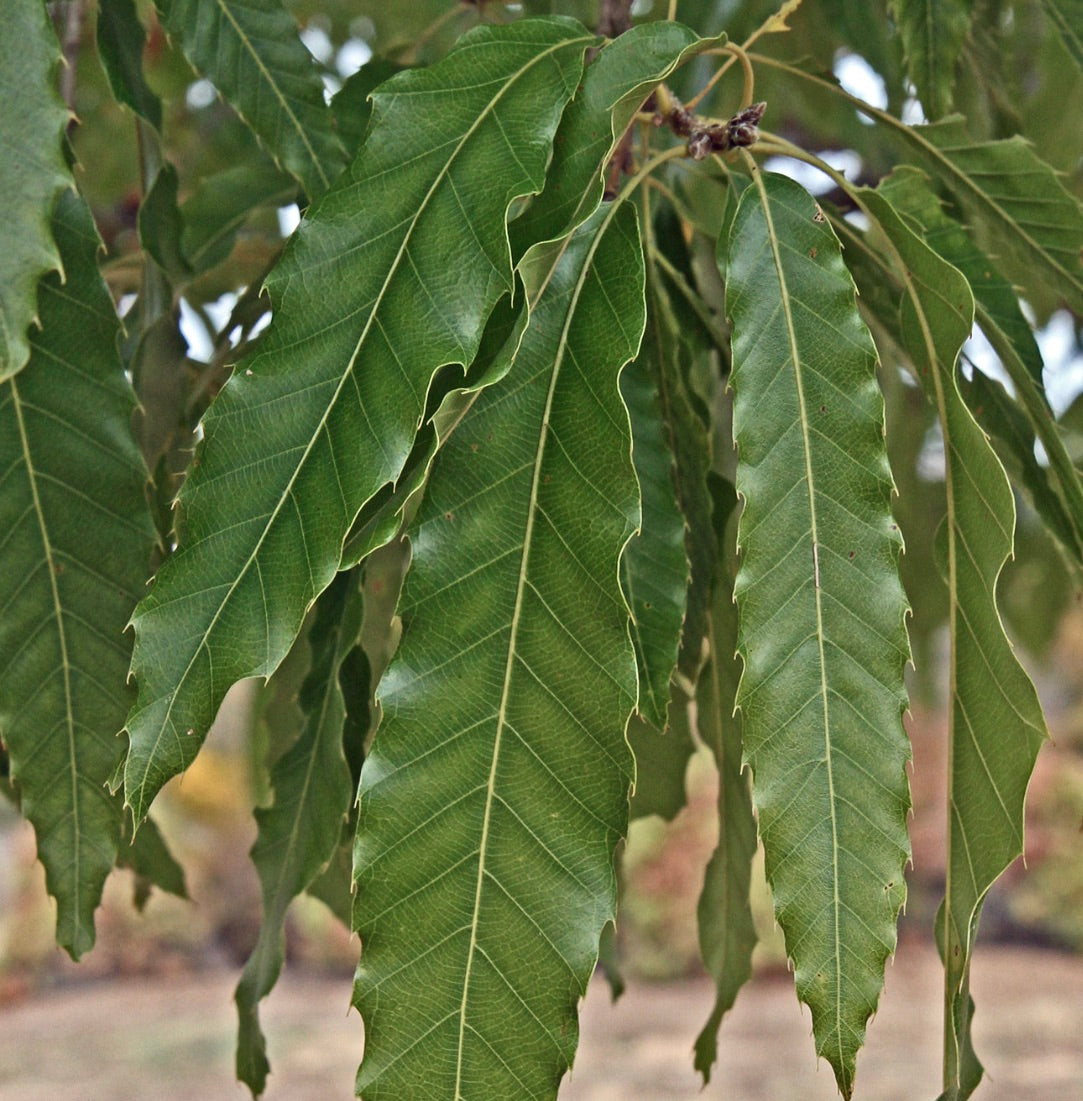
888,0 -> 974,118
235,568 -> 363,1096
0,190 -> 155,958
0,3 -> 72,379
727,172 -> 911,1097
693,475 -> 758,1082
352,201 -> 644,1100
512,21 -> 725,249
96,0 -> 163,129
1039,0 -> 1083,71
859,186 -> 1048,1101
123,19 -> 594,822
153,0 -> 346,198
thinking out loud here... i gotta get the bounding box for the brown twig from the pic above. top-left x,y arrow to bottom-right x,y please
650,86 -> 766,161
57,0 -> 85,115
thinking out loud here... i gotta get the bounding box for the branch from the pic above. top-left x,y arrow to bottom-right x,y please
598,0 -> 634,38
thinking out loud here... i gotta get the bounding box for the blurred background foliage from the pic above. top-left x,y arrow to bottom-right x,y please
3,0 -> 1082,999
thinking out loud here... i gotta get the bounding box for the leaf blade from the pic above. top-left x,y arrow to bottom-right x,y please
351,201 -> 644,1099
124,19 -> 595,822
727,172 -> 911,1097
0,4 -> 72,379
888,0 -> 974,118
0,190 -> 155,957
153,0 -> 345,198
859,185 -> 1049,1100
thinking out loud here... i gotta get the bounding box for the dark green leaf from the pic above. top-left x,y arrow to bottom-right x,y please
117,810 -> 188,909
96,0 -> 163,129
621,329 -> 689,730
627,694 -> 695,822
124,19 -> 595,822
139,162 -> 191,280
693,477 -> 757,1083
727,172 -> 911,1097
235,568 -> 364,1096
0,3 -> 72,378
352,200 -> 644,1100
154,0 -> 346,199
329,59 -> 403,158
512,21 -> 725,250
0,190 -> 155,958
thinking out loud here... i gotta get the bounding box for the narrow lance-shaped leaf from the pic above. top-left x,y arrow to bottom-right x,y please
123,19 -> 595,822
620,297 -> 690,730
859,187 -> 1048,1101
0,190 -> 156,958
888,0 -> 974,119
235,568 -> 364,1097
877,165 -> 1083,563
512,20 -> 725,248
96,0 -> 163,129
352,201 -> 645,1100
153,0 -> 346,200
0,3 -> 72,378
694,475 -> 758,1082
746,60 -> 1083,313
727,171 -> 911,1098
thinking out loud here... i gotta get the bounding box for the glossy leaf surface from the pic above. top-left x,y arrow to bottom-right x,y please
727,172 -> 911,1097
123,19 -> 594,822
0,191 -> 154,958
352,201 -> 644,1100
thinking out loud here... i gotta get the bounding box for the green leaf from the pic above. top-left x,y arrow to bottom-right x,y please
96,0 -> 163,129
727,172 -> 911,1097
888,0 -> 974,118
693,476 -> 758,1083
117,811 -> 188,909
153,0 -> 346,199
627,692 -> 695,822
512,21 -> 725,250
328,58 -> 403,158
235,568 -> 364,1097
859,186 -> 1048,1101
0,190 -> 155,959
621,325 -> 689,730
352,200 -> 644,1099
896,117 -> 1083,313
1039,0 -> 1083,71
0,3 -> 72,379
876,165 -> 1083,562
123,19 -> 595,822
139,162 -> 191,281
180,162 -> 297,273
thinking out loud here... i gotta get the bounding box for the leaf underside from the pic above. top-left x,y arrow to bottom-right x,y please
861,186 -> 1048,1101
889,0 -> 973,118
0,3 -> 72,379
352,202 -> 644,1100
123,18 -> 594,823
0,190 -> 155,958
727,172 -> 911,1098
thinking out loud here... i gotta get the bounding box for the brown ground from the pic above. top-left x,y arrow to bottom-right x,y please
1,939 -> 1080,1100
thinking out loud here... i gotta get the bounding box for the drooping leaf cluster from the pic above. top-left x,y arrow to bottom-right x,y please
1,2 -> 1081,1099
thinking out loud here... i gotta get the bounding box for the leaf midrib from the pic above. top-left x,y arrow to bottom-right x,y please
452,201 -> 624,1100
131,33 -> 592,817
8,374 -> 81,937
750,172 -> 844,1067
